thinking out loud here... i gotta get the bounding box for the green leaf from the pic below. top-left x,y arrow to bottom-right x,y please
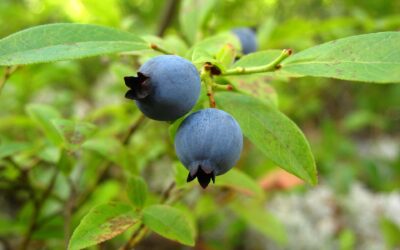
230,201 -> 287,245
215,169 -> 264,199
179,0 -> 216,44
215,44 -> 237,71
143,205 -> 195,246
282,32 -> 400,83
215,92 -> 317,185
187,33 -> 240,66
57,149 -> 74,175
227,75 -> 279,107
69,203 -> 138,250
26,104 -> 63,146
0,141 -> 30,159
82,137 -> 123,164
233,50 -> 282,68
52,119 -> 97,150
127,176 -> 148,209
0,23 -> 148,66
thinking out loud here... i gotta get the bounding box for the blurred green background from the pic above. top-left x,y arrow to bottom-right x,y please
0,0 -> 399,249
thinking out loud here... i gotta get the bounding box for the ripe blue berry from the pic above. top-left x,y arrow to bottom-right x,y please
232,28 -> 258,55
124,55 -> 201,121
174,108 -> 243,188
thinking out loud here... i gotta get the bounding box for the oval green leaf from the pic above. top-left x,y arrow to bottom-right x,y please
69,202 -> 138,250
233,50 -> 282,68
143,205 -> 195,246
282,32 -> 400,83
0,23 -> 148,66
215,92 -> 317,185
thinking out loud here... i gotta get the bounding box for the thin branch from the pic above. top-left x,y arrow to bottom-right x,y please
156,0 -> 181,37
122,114 -> 146,145
120,224 -> 148,250
206,84 -> 216,108
213,84 -> 233,91
160,182 -> 176,203
75,114 -> 146,208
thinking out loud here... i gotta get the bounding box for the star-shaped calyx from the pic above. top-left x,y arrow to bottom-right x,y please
124,72 -> 152,100
187,165 -> 216,189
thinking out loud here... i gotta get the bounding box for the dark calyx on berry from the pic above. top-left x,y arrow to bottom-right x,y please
124,72 -> 152,100
187,165 -> 216,189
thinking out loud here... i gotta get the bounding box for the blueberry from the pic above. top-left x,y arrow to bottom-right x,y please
124,55 -> 201,121
232,28 -> 258,55
174,108 -> 243,188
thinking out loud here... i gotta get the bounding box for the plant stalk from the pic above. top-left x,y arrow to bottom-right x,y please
222,49 -> 292,76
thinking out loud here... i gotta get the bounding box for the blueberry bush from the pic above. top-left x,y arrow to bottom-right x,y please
0,0 -> 399,249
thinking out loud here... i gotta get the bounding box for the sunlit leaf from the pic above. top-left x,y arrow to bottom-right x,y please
0,23 -> 148,65
282,32 -> 400,83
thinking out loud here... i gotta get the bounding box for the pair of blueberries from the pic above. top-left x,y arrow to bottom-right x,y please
124,28 -> 257,188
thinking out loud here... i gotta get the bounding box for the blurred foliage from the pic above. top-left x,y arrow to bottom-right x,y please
0,0 -> 399,249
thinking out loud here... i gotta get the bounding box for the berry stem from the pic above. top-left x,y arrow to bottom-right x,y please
149,43 -> 174,55
213,83 -> 233,91
201,64 -> 216,108
221,49 -> 292,76
206,84 -> 216,108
